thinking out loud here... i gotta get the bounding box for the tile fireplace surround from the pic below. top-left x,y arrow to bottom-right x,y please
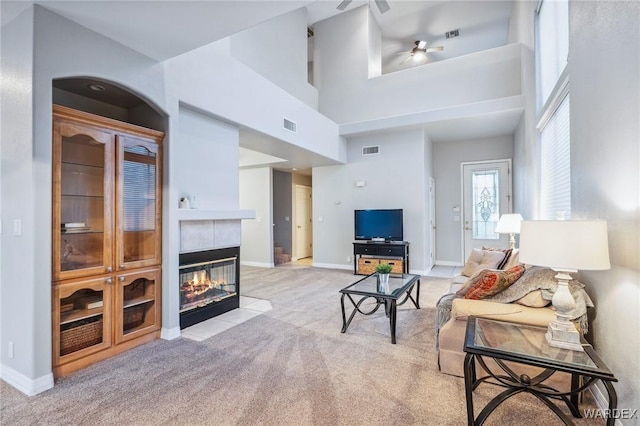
177,208 -> 253,252
180,219 -> 242,252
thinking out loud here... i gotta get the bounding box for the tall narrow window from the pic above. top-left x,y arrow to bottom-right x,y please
540,96 -> 570,219
536,0 -> 571,219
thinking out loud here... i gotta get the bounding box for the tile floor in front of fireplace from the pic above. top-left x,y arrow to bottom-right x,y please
180,296 -> 273,341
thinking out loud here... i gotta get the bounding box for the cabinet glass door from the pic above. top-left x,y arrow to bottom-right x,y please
53,120 -> 113,281
114,268 -> 160,344
53,277 -> 112,365
116,136 -> 161,271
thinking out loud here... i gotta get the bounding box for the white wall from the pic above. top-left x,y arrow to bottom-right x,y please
0,6 -> 40,393
312,129 -> 431,274
165,38 -> 345,165
176,106 -> 240,210
509,1 -> 538,217
433,136 -> 514,264
230,8 -> 318,109
313,6 -> 522,125
569,0 -> 640,418
239,168 -> 273,267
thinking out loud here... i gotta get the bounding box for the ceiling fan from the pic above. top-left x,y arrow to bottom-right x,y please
398,40 -> 444,64
337,0 -> 390,14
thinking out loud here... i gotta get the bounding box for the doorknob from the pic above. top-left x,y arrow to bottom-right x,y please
297,226 -> 302,229
465,227 -> 471,231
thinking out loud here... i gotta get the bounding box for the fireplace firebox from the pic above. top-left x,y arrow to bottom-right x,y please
179,247 -> 240,329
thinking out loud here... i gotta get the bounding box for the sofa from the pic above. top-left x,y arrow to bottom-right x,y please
436,248 -> 594,379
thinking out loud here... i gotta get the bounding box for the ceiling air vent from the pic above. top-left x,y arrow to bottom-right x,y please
283,118 -> 297,133
362,145 -> 380,155
445,29 -> 460,39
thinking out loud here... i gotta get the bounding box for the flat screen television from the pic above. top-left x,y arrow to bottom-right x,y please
354,209 -> 403,242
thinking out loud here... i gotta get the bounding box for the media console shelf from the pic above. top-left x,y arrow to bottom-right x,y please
353,241 -> 410,275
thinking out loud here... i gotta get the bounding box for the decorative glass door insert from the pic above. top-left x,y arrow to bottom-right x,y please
471,169 -> 500,240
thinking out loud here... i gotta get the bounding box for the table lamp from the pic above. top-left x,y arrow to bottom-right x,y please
519,220 -> 610,351
495,213 -> 523,249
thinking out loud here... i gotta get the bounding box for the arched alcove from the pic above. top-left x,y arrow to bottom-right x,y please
52,77 -> 165,132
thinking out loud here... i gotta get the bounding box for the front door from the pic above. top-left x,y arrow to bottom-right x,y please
462,160 -> 512,261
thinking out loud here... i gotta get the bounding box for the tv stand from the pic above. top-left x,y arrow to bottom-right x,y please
353,241 -> 410,275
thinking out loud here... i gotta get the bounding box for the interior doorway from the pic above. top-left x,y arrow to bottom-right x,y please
461,160 -> 512,261
429,177 -> 436,270
293,184 -> 312,260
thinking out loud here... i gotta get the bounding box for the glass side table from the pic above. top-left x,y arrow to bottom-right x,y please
463,316 -> 618,426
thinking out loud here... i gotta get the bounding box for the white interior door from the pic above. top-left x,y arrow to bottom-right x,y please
294,185 -> 312,259
462,160 -> 512,261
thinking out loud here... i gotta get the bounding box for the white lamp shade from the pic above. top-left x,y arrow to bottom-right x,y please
519,220 -> 611,271
495,214 -> 523,234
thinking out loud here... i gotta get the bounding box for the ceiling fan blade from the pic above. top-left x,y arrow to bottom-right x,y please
400,55 -> 413,64
395,51 -> 412,55
417,40 -> 427,49
426,46 -> 444,53
374,0 -> 390,14
336,0 -> 352,11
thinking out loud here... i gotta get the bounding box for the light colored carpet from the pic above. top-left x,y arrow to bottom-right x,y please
1,266 -> 599,425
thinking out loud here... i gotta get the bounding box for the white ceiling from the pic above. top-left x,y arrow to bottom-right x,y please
3,0 -> 521,170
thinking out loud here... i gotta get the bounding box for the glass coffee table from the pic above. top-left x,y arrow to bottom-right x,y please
464,316 -> 618,426
340,273 -> 420,344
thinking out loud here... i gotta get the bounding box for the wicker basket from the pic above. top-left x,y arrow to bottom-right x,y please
60,318 -> 103,356
357,258 -> 379,275
123,305 -> 145,331
386,260 -> 404,273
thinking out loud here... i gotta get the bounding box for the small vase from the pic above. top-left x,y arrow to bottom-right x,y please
378,273 -> 390,293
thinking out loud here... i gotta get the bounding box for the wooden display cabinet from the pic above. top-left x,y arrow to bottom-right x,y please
52,105 -> 163,377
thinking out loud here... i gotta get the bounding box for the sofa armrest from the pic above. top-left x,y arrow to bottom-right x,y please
450,298 -> 556,328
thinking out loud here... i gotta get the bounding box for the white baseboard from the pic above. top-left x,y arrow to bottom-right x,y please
311,262 -> 352,271
0,363 -> 54,396
409,268 -> 431,276
589,384 -> 624,426
240,261 -> 274,268
161,326 -> 182,340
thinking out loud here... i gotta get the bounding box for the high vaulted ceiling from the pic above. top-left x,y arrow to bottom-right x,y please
3,0 -> 522,171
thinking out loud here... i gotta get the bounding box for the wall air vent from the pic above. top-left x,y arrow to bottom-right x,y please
445,29 -> 460,39
307,27 -> 314,38
362,145 -> 380,155
283,118 -> 297,133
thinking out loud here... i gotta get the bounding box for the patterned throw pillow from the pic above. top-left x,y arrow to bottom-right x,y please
464,264 -> 526,300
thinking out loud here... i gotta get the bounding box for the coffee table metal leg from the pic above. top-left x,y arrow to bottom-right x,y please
340,294 -> 347,333
390,300 -> 397,344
